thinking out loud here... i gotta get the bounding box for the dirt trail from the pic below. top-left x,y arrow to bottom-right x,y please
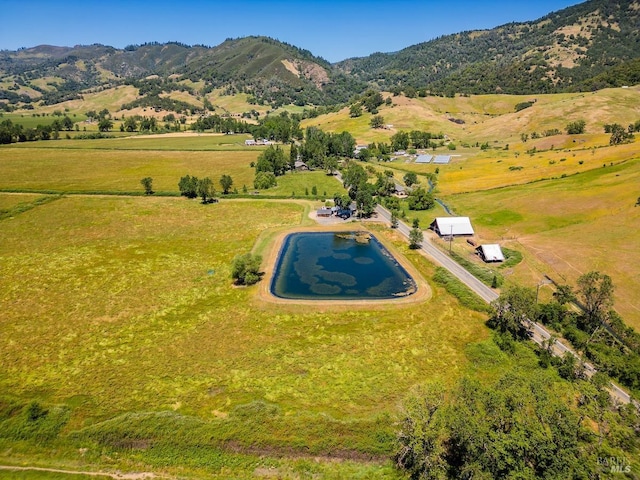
0,465 -> 159,479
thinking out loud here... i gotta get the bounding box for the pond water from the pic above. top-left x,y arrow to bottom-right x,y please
270,231 -> 417,300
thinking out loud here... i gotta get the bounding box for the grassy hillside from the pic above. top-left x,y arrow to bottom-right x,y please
445,158 -> 640,329
301,86 -> 640,146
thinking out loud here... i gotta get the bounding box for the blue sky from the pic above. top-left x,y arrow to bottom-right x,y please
0,0 -> 582,62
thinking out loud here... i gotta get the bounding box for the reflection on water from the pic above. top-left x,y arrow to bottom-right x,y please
271,232 -> 416,300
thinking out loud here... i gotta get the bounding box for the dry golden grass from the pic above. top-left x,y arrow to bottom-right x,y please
433,140 -> 640,195
302,86 -> 640,147
446,158 -> 640,329
38,85 -> 140,115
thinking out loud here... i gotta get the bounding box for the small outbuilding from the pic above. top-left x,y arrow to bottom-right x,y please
430,217 -> 475,237
476,244 -> 505,263
394,185 -> 407,197
317,207 -> 333,217
294,160 -> 309,171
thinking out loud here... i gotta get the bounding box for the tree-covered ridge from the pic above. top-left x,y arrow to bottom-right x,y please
0,0 -> 639,109
0,37 -> 366,110
337,0 -> 640,94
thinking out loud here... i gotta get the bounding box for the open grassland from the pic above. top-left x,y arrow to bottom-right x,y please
0,145 -> 259,194
379,138 -> 640,196
4,133 -> 256,151
445,157 -> 640,329
301,86 -> 640,146
0,193 -> 48,211
0,195 -> 488,478
437,139 -> 640,195
0,140 -> 344,198
0,113 -> 88,129
267,171 -> 344,197
37,86 -> 140,116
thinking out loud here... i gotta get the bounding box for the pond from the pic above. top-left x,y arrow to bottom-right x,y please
270,231 -> 417,300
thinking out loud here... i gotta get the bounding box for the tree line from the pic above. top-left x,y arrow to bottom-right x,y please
397,269 -> 639,479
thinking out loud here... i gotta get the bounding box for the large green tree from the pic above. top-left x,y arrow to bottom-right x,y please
403,172 -> 418,187
407,186 -> 435,210
256,145 -> 287,176
370,115 -> 385,129
397,372 -> 595,479
140,177 -> 153,195
219,174 -> 233,194
576,271 -> 614,332
409,227 -> 423,249
123,117 -> 138,132
231,253 -> 262,286
178,175 -> 198,198
391,131 -> 410,151
98,119 -> 113,132
488,285 -> 536,340
196,177 -> 216,204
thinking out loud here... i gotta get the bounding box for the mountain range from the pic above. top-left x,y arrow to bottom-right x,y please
0,0 -> 638,110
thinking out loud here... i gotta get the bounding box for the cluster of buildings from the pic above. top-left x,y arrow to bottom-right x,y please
244,139 -> 274,146
430,216 -> 505,263
316,203 -> 358,220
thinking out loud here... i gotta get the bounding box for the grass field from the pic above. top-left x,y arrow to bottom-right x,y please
445,157 -> 640,329
0,194 -> 488,478
0,144 -> 259,194
0,139 -> 346,199
4,133 -> 257,151
0,113 -> 88,129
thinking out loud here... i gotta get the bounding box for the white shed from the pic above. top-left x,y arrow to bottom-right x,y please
476,244 -> 505,263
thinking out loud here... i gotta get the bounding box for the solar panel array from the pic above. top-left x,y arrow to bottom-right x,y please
433,155 -> 451,164
415,154 -> 432,163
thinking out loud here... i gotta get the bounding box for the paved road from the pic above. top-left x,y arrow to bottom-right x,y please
374,204 -> 634,406
376,205 -> 498,303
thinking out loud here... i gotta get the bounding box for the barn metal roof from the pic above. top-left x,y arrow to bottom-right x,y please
432,217 -> 475,235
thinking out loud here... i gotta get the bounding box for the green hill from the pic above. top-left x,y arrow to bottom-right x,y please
336,0 -> 640,95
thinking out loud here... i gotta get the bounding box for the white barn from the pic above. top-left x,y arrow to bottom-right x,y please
430,217 -> 475,236
476,244 -> 505,263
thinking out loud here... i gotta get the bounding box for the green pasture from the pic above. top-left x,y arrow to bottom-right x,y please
266,170 -> 344,197
0,113 -> 87,129
0,141 -> 346,199
0,146 -> 259,194
4,133 -> 255,151
0,195 -> 488,477
445,157 -> 640,329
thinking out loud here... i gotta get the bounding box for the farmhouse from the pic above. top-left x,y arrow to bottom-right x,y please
430,217 -> 475,237
294,160 -> 309,171
394,185 -> 408,197
476,244 -> 505,263
316,207 -> 332,217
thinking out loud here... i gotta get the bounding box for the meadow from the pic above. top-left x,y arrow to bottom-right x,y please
445,157 -> 640,329
0,137 -> 343,197
0,193 -> 488,478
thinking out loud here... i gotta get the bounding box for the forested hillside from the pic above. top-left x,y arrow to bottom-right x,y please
337,0 -> 640,95
0,0 -> 639,111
